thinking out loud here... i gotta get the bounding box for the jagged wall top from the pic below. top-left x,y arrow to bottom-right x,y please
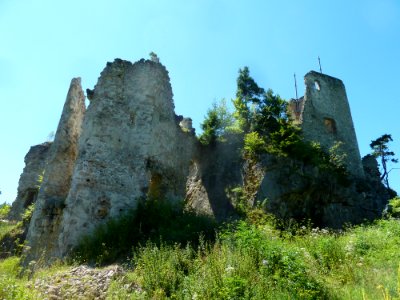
88,58 -> 175,111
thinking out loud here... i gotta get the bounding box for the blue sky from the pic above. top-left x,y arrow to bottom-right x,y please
0,0 -> 399,204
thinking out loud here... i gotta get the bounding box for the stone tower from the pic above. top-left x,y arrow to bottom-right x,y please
289,71 -> 364,177
54,59 -> 196,257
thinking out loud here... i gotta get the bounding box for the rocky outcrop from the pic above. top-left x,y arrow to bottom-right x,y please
25,78 -> 86,262
54,59 -> 196,257
8,143 -> 51,221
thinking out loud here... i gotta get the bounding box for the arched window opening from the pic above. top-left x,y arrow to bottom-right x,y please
314,80 -> 321,91
324,118 -> 337,134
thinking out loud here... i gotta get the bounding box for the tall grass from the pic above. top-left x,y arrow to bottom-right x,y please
107,217 -> 400,299
1,201 -> 400,299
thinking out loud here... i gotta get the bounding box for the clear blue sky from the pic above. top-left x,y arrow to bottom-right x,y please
1,0 -> 399,204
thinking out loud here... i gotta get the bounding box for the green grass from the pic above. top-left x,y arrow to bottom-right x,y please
0,257 -> 36,300
1,203 -> 400,299
106,216 -> 400,299
0,221 -> 18,241
0,204 -> 33,258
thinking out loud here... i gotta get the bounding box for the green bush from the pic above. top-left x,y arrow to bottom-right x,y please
388,197 -> 400,217
0,203 -> 11,219
243,132 -> 266,159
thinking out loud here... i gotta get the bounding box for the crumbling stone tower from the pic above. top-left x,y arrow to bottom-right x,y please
289,71 -> 364,177
54,59 -> 196,257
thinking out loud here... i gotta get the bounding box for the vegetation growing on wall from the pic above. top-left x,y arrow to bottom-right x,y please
200,66 -> 350,175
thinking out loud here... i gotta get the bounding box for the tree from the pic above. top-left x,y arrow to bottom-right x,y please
370,134 -> 398,189
232,67 -> 265,132
253,89 -> 288,136
232,67 -> 303,157
199,99 -> 235,145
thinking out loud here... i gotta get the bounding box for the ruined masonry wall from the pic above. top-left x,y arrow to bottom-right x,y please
297,71 -> 364,177
25,78 -> 86,262
56,59 -> 196,257
8,143 -> 51,221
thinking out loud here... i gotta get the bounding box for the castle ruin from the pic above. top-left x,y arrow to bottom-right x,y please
6,57 -> 387,263
288,71 -> 364,177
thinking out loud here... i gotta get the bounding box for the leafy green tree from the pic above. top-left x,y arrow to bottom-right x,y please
232,67 -> 303,159
243,132 -> 266,159
370,134 -> 398,189
232,67 -> 265,132
199,99 -> 235,145
232,67 -> 290,135
253,89 -> 288,136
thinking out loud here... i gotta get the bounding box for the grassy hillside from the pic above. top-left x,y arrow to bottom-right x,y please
1,201 -> 400,299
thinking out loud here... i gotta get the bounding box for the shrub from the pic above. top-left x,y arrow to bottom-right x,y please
388,197 -> 400,217
243,132 -> 266,159
0,203 -> 11,219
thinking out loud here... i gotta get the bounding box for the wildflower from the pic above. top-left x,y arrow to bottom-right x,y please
262,259 -> 268,266
225,265 -> 234,272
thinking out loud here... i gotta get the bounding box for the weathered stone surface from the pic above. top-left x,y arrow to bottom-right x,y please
55,59 -> 196,257
16,63 -> 390,262
8,143 -> 51,221
289,71 -> 364,177
361,154 -> 389,212
185,134 -> 242,220
257,152 -> 389,228
25,78 -> 86,262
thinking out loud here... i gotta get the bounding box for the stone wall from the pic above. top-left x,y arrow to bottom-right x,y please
8,143 -> 51,221
15,61 -> 388,262
25,78 -> 86,262
289,71 -> 364,177
185,134 -> 243,220
54,59 -> 196,257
